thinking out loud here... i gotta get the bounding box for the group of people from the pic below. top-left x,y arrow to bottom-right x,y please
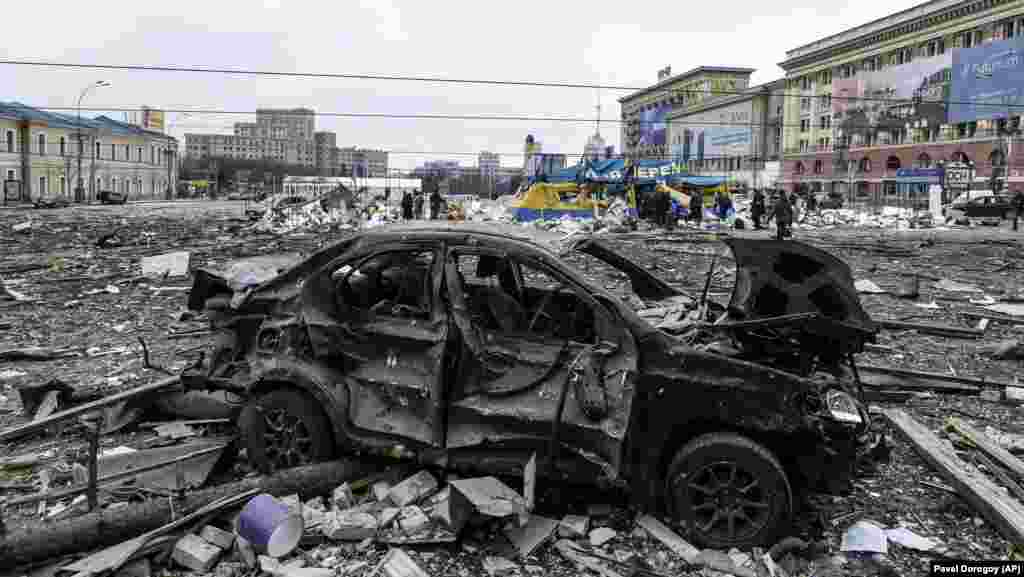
399,189 -> 446,220
749,189 -> 815,240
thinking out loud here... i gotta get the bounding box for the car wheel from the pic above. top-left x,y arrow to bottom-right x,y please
666,432 -> 792,549
242,388 -> 335,473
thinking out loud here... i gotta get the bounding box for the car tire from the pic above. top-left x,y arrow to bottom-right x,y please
665,432 -> 792,549
241,387 -> 335,474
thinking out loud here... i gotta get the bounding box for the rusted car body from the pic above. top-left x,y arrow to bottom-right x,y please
186,223 -> 877,548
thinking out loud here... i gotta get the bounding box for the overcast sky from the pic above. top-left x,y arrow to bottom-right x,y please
2,0 -> 925,170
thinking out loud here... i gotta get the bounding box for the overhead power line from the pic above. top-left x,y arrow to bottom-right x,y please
1,59 -> 1023,109
19,105 -> 1024,131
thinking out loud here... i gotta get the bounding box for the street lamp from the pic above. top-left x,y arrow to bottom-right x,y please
75,80 -> 110,202
165,112 -> 194,200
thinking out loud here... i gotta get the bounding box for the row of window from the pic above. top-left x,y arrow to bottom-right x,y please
793,150 -> 976,175
3,130 -> 170,164
3,171 -> 167,195
791,17 -> 1024,90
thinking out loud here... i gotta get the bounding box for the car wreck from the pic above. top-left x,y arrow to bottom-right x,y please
185,223 -> 879,549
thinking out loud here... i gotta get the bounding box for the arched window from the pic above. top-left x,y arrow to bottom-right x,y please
886,156 -> 901,171
793,161 -> 805,175
37,133 -> 46,155
916,153 -> 931,168
952,151 -> 969,164
859,158 -> 872,173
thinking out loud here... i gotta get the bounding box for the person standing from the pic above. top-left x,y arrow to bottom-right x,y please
751,189 -> 765,229
772,190 -> 793,240
1014,189 -> 1024,231
689,189 -> 703,225
401,191 -> 413,220
413,191 -> 424,219
429,190 -> 442,220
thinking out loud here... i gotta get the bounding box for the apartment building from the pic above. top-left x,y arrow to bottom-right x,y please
618,66 -> 756,161
780,0 -> 1024,202
666,79 -> 785,189
1,102 -> 177,202
477,151 -> 500,176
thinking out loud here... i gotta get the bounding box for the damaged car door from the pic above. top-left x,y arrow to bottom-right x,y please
442,246 -> 638,481
304,244 -> 447,448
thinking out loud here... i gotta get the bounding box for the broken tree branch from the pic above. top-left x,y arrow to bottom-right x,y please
5,443 -> 229,508
857,364 -> 1011,395
0,376 -> 181,443
877,319 -> 984,339
884,409 -> 1024,545
0,458 -> 399,568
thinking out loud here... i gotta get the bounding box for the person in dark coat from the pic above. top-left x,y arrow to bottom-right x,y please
772,190 -> 793,240
413,191 -> 424,219
429,190 -> 442,220
751,189 -> 765,229
689,190 -> 703,224
1014,189 -> 1024,231
401,191 -> 413,220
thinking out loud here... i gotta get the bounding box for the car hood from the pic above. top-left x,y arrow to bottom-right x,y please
723,238 -> 874,331
568,236 -> 874,331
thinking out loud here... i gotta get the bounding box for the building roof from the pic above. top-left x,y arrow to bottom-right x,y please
781,0 -> 962,67
617,66 -> 756,104
0,102 -> 175,141
665,78 -> 785,119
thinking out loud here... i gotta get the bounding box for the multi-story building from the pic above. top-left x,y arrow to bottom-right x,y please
779,0 -> 1024,204
477,151 -> 500,176
1,102 -> 177,202
618,66 -> 757,161
413,160 -> 463,179
666,78 -> 785,190
315,131 -> 338,176
338,147 -> 388,178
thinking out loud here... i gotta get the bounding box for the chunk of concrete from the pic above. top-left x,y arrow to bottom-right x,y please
332,482 -> 356,510
449,476 -> 527,518
141,251 -> 191,278
482,556 -> 519,577
378,506 -> 401,528
172,533 -> 222,572
323,510 -> 378,541
558,514 -> 590,539
372,548 -> 430,577
589,527 -> 617,547
372,480 -> 393,502
200,525 -> 236,550
387,471 -> 438,507
504,515 -> 559,558
396,506 -> 431,534
427,486 -> 473,534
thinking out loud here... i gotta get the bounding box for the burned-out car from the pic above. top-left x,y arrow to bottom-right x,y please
186,223 -> 878,548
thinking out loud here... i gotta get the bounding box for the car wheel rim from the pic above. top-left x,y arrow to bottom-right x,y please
262,408 -> 314,470
674,460 -> 773,543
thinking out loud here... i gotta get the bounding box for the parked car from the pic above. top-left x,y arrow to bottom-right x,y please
97,189 -> 128,205
185,224 -> 879,548
944,191 -> 1015,225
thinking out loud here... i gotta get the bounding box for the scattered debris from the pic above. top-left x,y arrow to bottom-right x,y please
237,493 -> 304,557
371,548 -> 431,577
172,533 -> 223,572
589,527 -> 617,547
855,279 -> 886,294
840,520 -> 888,554
884,527 -> 940,552
141,251 -> 191,278
504,515 -> 559,558
449,477 -> 528,519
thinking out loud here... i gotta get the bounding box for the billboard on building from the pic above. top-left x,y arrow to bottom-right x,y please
142,108 -> 165,132
639,103 -> 671,146
831,53 -> 952,135
672,102 -> 753,161
949,36 -> 1024,123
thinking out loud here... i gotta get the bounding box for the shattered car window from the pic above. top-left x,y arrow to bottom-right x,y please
337,250 -> 434,318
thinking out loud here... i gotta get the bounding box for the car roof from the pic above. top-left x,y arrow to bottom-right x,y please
356,222 -> 573,255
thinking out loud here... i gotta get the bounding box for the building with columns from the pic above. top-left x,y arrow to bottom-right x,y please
779,0 -> 1024,205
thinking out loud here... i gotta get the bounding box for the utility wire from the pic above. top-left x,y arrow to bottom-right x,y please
1,58 -> 1022,109
13,105 -> 1021,131
6,147 -> 1013,167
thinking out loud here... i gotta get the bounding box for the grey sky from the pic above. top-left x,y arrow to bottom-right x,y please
2,0 -> 924,170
